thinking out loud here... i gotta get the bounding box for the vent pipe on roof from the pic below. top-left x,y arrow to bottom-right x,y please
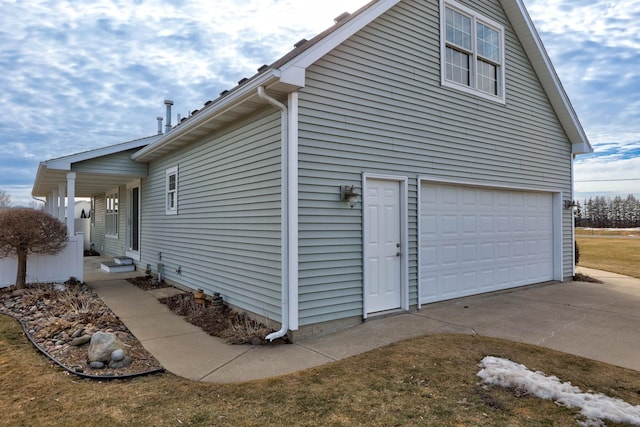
164,100 -> 174,133
156,116 -> 163,135
334,12 -> 350,23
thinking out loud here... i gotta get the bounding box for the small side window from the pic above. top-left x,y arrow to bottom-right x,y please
166,166 -> 178,215
105,189 -> 119,236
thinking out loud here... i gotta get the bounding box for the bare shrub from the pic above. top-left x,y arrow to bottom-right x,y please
0,209 -> 68,288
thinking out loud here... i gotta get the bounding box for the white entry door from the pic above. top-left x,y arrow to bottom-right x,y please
365,179 -> 402,313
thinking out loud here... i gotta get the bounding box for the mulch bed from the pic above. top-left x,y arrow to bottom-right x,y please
573,272 -> 604,283
0,281 -> 162,377
127,276 -> 288,345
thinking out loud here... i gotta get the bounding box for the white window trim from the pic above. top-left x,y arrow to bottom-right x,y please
166,166 -> 178,215
440,0 -> 506,104
105,188 -> 119,238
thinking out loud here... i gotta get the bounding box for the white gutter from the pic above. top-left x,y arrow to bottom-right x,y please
258,86 -> 299,341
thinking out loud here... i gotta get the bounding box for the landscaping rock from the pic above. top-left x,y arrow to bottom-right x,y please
109,356 -> 132,369
111,349 -> 125,362
69,334 -> 92,346
89,361 -> 105,369
88,331 -> 124,362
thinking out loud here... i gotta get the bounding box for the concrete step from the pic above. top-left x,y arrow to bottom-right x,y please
113,256 -> 134,265
100,261 -> 136,273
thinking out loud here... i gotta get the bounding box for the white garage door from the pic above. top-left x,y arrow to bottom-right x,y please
419,183 -> 554,304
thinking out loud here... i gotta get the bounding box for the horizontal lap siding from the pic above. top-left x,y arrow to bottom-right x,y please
297,0 -> 573,326
72,150 -> 148,176
140,109 -> 283,321
92,196 -> 105,255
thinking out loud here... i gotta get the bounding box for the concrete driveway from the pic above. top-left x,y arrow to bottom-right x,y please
408,266 -> 640,371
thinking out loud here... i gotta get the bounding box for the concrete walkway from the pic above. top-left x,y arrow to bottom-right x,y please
86,266 -> 640,383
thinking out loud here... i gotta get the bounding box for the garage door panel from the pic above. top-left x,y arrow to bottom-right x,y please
420,183 -> 554,304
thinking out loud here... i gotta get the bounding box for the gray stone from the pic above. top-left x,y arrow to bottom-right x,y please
108,356 -> 132,369
87,331 -> 125,362
89,361 -> 105,369
111,349 -> 125,361
69,334 -> 92,346
72,328 -> 84,338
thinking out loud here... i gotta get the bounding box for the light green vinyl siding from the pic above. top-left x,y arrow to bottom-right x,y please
92,196 -> 105,255
72,149 -> 147,176
296,0 -> 573,326
90,186 -> 128,257
139,109 -> 283,321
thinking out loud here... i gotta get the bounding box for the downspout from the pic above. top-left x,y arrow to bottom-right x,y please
258,86 -> 290,341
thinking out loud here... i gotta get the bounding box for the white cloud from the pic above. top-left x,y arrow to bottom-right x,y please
0,0 -> 638,206
575,156 -> 640,196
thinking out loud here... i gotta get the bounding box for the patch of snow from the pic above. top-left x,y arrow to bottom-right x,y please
477,356 -> 640,427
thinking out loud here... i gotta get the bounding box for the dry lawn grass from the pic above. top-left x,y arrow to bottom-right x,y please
2,315 -> 639,427
576,236 -> 640,279
575,227 -> 640,237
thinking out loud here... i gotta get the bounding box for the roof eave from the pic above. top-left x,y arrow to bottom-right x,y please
132,70 -> 282,162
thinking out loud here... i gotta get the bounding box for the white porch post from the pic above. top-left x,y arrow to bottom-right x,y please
51,189 -> 59,217
66,172 -> 76,235
58,182 -> 66,222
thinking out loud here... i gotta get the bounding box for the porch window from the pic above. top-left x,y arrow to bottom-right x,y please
106,189 -> 119,237
166,166 -> 178,215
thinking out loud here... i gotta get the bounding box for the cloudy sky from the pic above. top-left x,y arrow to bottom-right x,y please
0,0 -> 638,207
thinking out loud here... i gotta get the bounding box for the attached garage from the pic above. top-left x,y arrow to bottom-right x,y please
419,181 -> 560,304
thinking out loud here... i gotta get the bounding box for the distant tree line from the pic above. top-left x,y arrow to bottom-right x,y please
575,195 -> 640,228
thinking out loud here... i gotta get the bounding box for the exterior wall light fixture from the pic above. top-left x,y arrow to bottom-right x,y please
341,185 -> 360,209
564,200 -> 578,210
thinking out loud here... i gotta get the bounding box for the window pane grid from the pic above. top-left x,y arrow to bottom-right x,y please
166,167 -> 178,214
477,22 -> 500,62
443,3 -> 502,99
106,192 -> 118,235
446,47 -> 470,86
477,60 -> 497,95
445,8 -> 471,50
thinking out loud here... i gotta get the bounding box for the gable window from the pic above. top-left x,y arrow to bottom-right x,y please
441,0 -> 505,103
166,166 -> 178,215
105,189 -> 119,237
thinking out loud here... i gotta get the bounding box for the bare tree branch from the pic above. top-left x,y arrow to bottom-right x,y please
0,208 -> 68,288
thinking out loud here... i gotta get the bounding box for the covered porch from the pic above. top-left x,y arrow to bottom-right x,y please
25,136 -> 158,284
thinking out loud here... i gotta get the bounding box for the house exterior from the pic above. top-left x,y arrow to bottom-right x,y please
32,0 -> 592,341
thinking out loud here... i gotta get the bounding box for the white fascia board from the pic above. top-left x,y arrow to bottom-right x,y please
278,0 -> 401,76
132,70 -> 279,162
501,0 -> 592,152
572,141 -> 593,155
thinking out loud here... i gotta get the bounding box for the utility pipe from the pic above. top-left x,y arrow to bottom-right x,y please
257,86 -> 290,341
